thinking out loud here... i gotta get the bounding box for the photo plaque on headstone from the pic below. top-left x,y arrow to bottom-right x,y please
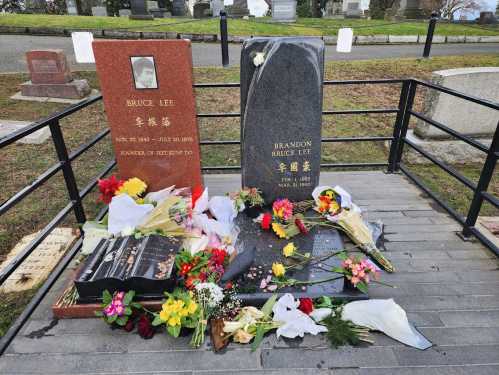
241,37 -> 324,203
93,40 -> 203,191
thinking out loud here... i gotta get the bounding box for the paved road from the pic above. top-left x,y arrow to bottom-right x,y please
1,34 -> 498,72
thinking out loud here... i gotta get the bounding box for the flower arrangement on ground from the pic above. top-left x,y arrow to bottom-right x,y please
332,253 -> 381,293
152,288 -> 199,337
95,290 -> 142,328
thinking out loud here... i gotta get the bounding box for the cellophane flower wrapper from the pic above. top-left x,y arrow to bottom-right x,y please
108,194 -> 154,235
272,294 -> 327,338
137,196 -> 187,236
81,221 -> 110,255
335,210 -> 394,273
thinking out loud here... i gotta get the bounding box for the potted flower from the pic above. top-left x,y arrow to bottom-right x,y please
95,290 -> 142,329
152,288 -> 200,337
230,187 -> 265,218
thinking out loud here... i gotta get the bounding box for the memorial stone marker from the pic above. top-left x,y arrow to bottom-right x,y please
241,37 -> 324,203
130,0 -> 154,19
272,0 -> 297,22
93,40 -> 203,191
21,50 -> 91,99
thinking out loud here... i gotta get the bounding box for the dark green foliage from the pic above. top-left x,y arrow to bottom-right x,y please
322,310 -> 362,348
297,0 -> 312,17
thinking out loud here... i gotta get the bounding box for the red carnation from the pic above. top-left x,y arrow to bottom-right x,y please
211,248 -> 227,266
98,175 -> 124,204
261,213 -> 272,230
295,218 -> 309,235
137,314 -> 154,339
298,298 -> 314,315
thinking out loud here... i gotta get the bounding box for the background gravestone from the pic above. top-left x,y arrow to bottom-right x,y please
272,0 -> 297,22
92,40 -> 203,191
130,0 -> 154,19
241,37 -> 324,203
20,50 -> 91,99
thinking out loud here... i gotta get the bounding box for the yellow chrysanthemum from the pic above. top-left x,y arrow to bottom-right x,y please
115,177 -> 147,198
282,242 -> 296,257
272,262 -> 286,278
178,308 -> 189,317
168,315 -> 181,327
272,222 -> 287,239
324,190 -> 335,199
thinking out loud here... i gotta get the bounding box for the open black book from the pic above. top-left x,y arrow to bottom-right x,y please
75,235 -> 179,302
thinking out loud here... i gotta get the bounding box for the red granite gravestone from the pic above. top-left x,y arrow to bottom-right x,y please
21,49 -> 91,99
26,50 -> 72,84
92,39 -> 203,191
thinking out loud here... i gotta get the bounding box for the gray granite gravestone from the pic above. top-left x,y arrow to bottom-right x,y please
272,0 -> 297,22
130,0 -> 154,19
241,37 -> 324,203
172,0 -> 186,15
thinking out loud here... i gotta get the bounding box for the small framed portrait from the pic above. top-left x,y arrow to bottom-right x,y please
130,56 -> 158,90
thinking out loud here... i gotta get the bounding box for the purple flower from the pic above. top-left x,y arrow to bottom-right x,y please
103,304 -> 116,317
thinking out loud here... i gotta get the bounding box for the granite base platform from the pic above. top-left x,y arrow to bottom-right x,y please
52,211 -> 367,318
20,79 -> 91,99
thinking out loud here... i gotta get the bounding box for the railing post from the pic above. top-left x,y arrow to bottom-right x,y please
49,120 -> 86,225
220,10 -> 229,67
388,79 -> 411,173
423,12 -> 438,58
462,121 -> 499,237
388,80 -> 417,172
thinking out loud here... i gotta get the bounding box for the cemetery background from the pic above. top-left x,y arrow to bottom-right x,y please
1,52 -> 499,336
1,12 -> 499,37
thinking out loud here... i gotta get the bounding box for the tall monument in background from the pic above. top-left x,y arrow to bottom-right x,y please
230,0 -> 250,17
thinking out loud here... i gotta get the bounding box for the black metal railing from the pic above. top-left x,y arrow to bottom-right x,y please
0,77 -> 498,355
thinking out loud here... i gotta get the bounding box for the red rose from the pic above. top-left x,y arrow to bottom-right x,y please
97,175 -> 124,204
261,213 -> 272,230
185,276 -> 197,289
298,298 -> 314,315
225,281 -> 233,289
137,314 -> 154,339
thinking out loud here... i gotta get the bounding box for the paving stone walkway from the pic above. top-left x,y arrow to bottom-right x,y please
1,171 -> 498,374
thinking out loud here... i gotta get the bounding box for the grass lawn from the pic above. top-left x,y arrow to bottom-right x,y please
1,54 -> 498,336
1,14 -> 499,36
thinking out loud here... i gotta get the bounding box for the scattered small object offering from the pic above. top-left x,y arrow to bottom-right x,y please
74,176 -> 418,353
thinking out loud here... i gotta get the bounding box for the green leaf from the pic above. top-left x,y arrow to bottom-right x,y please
94,310 -> 104,317
102,290 -> 112,305
124,290 -> 135,305
337,252 -> 348,260
116,316 -> 127,326
124,307 -> 132,316
356,282 -> 368,294
152,315 -> 164,326
331,267 -> 345,274
131,302 -> 143,309
167,324 -> 181,338
108,314 -> 117,323
251,326 -> 265,352
261,294 -> 278,317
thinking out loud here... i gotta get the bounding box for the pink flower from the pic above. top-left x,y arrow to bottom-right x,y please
115,292 -> 125,300
358,270 -> 365,278
345,258 -> 353,266
352,268 -> 358,276
115,304 -> 125,316
103,304 -> 115,317
351,276 -> 360,285
272,199 -> 294,221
